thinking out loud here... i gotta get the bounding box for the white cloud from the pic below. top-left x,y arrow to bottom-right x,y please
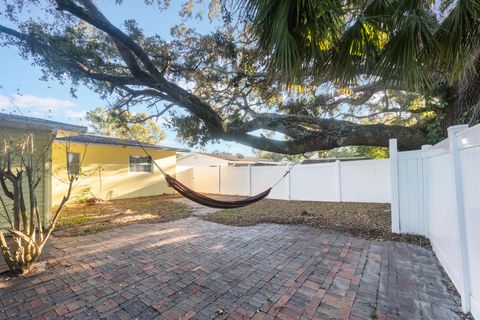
0,94 -> 76,112
65,110 -> 87,119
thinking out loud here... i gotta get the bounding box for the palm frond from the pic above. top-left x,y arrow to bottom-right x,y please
329,15 -> 387,84
238,0 -> 479,88
431,0 -> 480,79
238,0 -> 346,82
379,3 -> 438,89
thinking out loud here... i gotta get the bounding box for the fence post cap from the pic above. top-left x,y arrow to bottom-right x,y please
447,124 -> 469,135
389,139 -> 398,154
421,144 -> 432,150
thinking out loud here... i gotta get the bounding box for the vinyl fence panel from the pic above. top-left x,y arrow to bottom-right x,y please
193,166 -> 220,194
396,151 -> 425,234
340,159 -> 390,203
425,152 -> 462,293
290,163 -> 337,201
219,166 -> 250,196
251,166 -> 290,200
392,123 -> 480,318
189,159 -> 391,202
458,125 -> 480,319
176,166 -> 194,189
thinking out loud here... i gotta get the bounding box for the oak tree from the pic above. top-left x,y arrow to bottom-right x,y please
1,0 -> 471,154
86,107 -> 165,144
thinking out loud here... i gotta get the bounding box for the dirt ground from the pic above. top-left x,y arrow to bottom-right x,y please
56,194 -> 189,236
205,199 -> 430,247
57,195 -> 429,246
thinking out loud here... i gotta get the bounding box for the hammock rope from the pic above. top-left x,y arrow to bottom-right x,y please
121,121 -> 296,208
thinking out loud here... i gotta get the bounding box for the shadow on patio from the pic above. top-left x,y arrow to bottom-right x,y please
0,217 -> 466,320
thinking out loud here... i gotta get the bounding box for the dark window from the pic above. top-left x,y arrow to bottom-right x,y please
67,152 -> 80,175
129,155 -> 152,173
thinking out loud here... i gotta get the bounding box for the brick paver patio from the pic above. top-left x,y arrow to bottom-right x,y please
0,217 -> 464,319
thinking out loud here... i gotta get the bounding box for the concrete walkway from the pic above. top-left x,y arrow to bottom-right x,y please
171,198 -> 222,216
0,218 -> 464,319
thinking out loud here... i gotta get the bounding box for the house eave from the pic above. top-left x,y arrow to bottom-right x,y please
54,139 -> 187,153
0,113 -> 87,133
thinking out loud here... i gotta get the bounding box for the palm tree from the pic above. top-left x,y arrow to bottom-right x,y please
238,0 -> 480,128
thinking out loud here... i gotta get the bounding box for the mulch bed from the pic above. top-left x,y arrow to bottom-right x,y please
204,199 -> 430,247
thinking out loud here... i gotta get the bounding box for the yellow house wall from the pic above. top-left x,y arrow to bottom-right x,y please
51,142 -> 176,206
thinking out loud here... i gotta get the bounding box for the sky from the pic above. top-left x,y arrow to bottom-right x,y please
0,1 -> 255,156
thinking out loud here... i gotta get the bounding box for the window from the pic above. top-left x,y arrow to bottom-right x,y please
67,152 -> 80,175
129,155 -> 152,173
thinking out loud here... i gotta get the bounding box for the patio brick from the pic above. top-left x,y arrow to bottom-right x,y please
0,217 -> 465,319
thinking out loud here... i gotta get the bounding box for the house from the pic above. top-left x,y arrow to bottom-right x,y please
52,134 -> 187,205
0,113 -> 87,229
177,153 -> 286,167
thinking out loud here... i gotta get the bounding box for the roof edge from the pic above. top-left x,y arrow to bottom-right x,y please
55,135 -> 189,152
0,113 -> 87,133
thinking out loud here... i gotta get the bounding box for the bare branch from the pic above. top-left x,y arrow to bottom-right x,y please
0,24 -> 141,86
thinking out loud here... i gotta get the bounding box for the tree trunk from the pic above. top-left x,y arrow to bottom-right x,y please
443,55 -> 480,132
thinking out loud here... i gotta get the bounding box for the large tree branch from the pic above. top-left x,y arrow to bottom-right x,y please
226,114 -> 427,153
226,126 -> 426,154
56,0 -> 165,82
54,0 -> 226,133
237,114 -> 354,133
0,21 -> 225,133
312,81 -> 407,108
0,24 -> 141,86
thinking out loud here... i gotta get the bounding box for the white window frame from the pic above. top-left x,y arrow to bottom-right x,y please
129,155 -> 153,173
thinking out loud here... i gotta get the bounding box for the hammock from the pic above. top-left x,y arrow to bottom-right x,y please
121,123 -> 292,209
164,174 -> 271,209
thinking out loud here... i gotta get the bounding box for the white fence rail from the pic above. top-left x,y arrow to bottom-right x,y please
391,124 -> 480,318
177,159 -> 391,203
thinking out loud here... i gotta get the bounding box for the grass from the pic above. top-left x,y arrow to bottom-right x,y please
57,194 -> 429,246
204,199 -> 430,246
56,194 -> 190,236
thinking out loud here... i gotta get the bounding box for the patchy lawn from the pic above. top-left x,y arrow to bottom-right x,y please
56,195 -> 190,236
57,194 -> 429,247
204,199 -> 430,246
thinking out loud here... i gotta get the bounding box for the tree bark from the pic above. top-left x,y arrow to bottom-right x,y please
442,54 -> 480,132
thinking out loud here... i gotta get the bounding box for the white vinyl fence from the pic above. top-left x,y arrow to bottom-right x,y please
391,124 -> 480,318
177,159 -> 391,203
178,124 -> 480,318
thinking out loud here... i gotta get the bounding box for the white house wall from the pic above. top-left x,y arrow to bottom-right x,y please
177,154 -> 230,167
